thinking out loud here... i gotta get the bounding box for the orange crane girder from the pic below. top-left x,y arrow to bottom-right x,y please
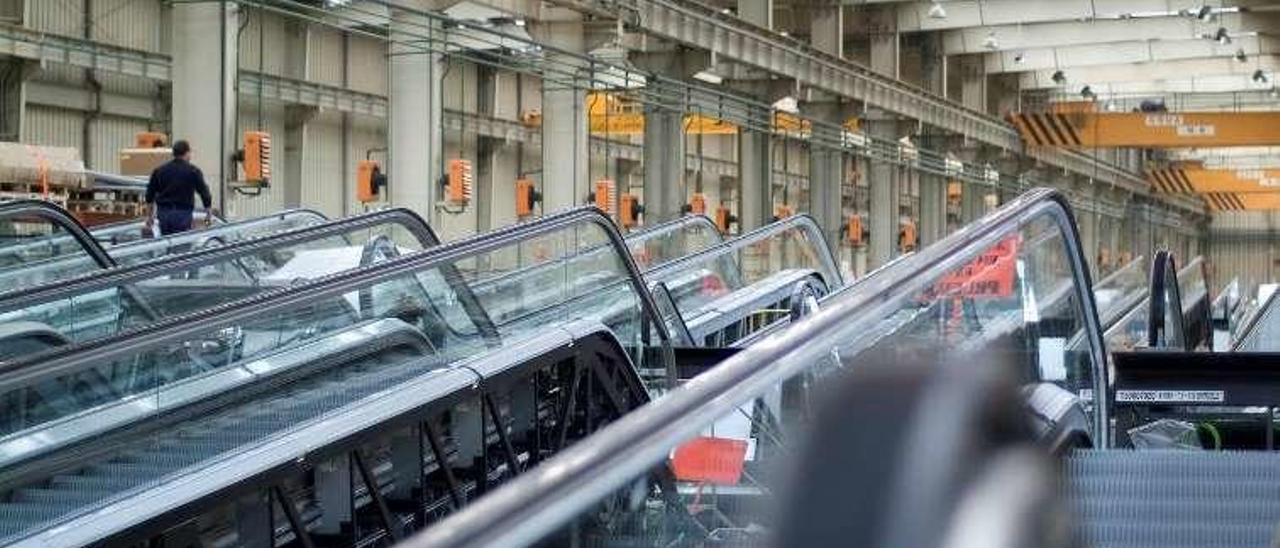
1203,192 -> 1280,212
1150,165 -> 1280,194
1009,111 -> 1280,148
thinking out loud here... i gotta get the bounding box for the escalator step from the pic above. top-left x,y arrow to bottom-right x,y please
1068,450 -> 1280,548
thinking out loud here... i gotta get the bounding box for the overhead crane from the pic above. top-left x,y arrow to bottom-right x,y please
579,92 -> 855,138
1009,102 -> 1280,148
1148,162 -> 1280,194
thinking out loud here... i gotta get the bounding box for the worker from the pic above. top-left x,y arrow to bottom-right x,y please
144,139 -> 215,235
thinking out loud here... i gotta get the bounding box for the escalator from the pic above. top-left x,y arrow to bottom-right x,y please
0,207 -> 674,546
1231,280 -> 1280,352
400,188 -> 1280,548
0,199 -> 117,286
0,208 -> 439,360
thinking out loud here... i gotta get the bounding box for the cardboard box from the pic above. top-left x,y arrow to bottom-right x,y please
119,147 -> 172,176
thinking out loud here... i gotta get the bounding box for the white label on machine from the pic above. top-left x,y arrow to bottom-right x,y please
1115,390 -> 1225,403
1037,337 -> 1066,382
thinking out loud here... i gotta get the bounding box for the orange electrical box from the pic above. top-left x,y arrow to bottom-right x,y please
899,220 -> 918,252
774,204 -> 794,221
135,132 -> 167,148
715,206 -> 737,233
591,179 -> 616,214
847,214 -> 867,247
242,131 -> 271,185
357,160 -> 385,203
687,193 -> 707,215
620,193 -> 644,228
516,178 -> 541,218
446,159 -> 473,205
947,181 -> 962,204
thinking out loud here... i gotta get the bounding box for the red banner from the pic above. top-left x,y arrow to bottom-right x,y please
935,236 -> 1020,299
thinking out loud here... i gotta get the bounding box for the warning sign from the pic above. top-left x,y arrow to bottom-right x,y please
934,236 -> 1020,299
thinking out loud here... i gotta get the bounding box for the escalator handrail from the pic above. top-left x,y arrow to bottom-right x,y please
625,213 -> 721,240
103,207 -> 326,257
0,206 -> 676,392
1231,279 -> 1280,351
0,207 -> 440,316
1147,250 -> 1186,350
399,188 -> 1108,548
643,212 -> 843,289
0,199 -> 116,269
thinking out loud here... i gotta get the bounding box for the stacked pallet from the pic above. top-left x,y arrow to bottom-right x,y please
0,143 -> 145,223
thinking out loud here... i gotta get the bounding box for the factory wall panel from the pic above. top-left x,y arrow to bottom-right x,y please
22,105 -> 82,150
1209,237 -> 1276,302
0,0 -> 20,22
238,8 -> 290,77
90,0 -> 162,52
88,114 -> 145,170
26,1 -> 80,36
308,25 -> 345,87
347,35 -> 387,96
301,110 -> 345,217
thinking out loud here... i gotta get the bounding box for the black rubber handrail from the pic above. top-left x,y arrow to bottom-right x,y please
1146,250 -> 1186,350
644,212 -> 843,289
0,207 -> 439,315
0,206 -> 676,391
0,199 -> 116,269
399,188 -> 1108,548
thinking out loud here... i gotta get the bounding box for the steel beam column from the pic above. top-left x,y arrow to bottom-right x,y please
171,0 -> 237,210
866,116 -> 899,268
643,103 -> 686,224
388,8 -> 443,219
738,106 -> 773,231
807,104 -> 846,249
537,16 -> 588,212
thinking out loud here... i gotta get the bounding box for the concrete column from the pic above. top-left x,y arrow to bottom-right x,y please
805,103 -> 845,248
1076,197 -> 1098,277
738,109 -> 773,231
868,7 -> 899,78
171,1 -> 237,210
281,106 -> 314,208
866,117 -> 899,268
810,2 -> 843,58
738,0 -> 773,28
278,19 -> 310,209
388,9 -> 443,219
919,33 -> 946,97
538,18 -> 588,211
919,173 -> 946,245
643,104 -> 686,223
959,55 -> 987,113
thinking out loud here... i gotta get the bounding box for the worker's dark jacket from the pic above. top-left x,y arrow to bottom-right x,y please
146,158 -> 212,235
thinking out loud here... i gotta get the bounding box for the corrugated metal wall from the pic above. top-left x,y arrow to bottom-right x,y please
22,105 -> 81,148
302,111 -> 345,217
1209,211 -> 1280,297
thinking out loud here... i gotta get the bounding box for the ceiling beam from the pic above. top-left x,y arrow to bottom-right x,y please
984,35 -> 1278,74
892,0 -> 1229,33
936,13 -> 1273,54
1019,55 -> 1280,89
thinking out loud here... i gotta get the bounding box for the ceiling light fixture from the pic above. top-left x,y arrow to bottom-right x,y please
1214,27 -> 1231,45
1081,85 -> 1096,100
1197,5 -> 1214,21
983,32 -> 999,50
1014,52 -> 1025,64
1254,70 -> 1269,85
692,69 -> 724,85
928,0 -> 947,19
1051,70 -> 1067,85
1236,49 -> 1248,62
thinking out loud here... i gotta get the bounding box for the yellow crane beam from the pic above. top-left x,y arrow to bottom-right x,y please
583,92 -> 850,137
1149,164 -> 1280,194
1203,192 -> 1280,212
1009,106 -> 1280,148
